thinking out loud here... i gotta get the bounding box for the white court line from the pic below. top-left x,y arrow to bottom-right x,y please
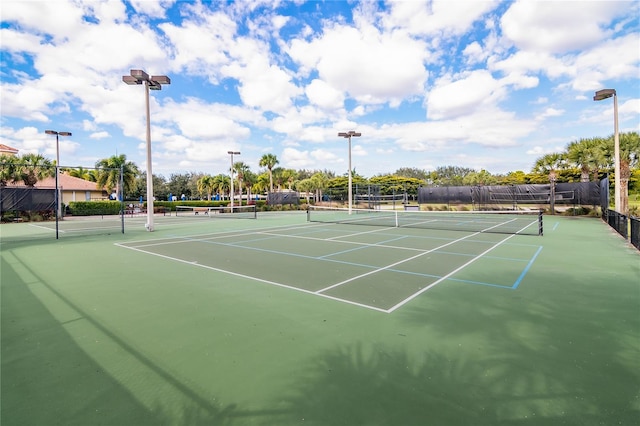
115,242 -> 389,313
256,230 -> 428,253
386,233 -> 518,313
315,216 -> 530,302
28,223 -> 57,232
385,219 -> 536,313
315,231 -> 481,294
119,222 -> 326,248
116,218 -> 533,314
325,225 -> 396,240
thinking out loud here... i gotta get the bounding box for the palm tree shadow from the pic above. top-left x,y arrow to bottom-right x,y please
280,342 -> 496,426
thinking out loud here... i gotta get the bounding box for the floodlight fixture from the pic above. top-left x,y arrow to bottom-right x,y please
593,89 -> 616,101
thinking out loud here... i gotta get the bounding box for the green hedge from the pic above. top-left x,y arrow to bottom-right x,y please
68,199 -> 300,216
68,201 -> 122,216
152,200 -> 268,211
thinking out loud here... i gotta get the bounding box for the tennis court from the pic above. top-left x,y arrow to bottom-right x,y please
117,209 -> 543,313
1,210 -> 639,425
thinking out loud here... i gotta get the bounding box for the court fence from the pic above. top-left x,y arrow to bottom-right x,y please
267,191 -> 300,205
602,209 -> 640,251
0,187 -> 56,222
1,164 -> 125,239
417,181 -> 602,213
631,216 -> 640,251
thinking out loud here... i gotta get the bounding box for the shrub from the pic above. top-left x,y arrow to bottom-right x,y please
68,201 -> 121,216
561,206 -> 592,216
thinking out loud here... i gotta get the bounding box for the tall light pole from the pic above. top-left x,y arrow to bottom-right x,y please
593,89 -> 620,213
228,151 -> 240,211
44,129 -> 72,219
338,131 -> 361,214
123,69 -> 170,231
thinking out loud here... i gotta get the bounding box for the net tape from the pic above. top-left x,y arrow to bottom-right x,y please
307,206 -> 543,236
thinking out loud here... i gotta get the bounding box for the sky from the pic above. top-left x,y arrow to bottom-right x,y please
1,0 -> 639,179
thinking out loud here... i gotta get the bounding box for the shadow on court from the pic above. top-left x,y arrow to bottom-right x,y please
393,286 -> 639,424
0,255 -> 285,426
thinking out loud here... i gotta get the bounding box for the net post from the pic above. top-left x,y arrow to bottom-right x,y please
538,209 -> 544,236
307,206 -> 310,222
55,165 -> 59,239
120,165 -> 125,234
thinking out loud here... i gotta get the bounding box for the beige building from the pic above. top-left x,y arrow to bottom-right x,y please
36,174 -> 109,204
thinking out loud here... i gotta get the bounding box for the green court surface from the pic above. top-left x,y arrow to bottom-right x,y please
1,212 -> 639,425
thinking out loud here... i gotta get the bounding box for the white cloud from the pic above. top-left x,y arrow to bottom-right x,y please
282,147 -> 313,168
288,21 -> 429,105
129,0 -> 175,19
383,0 -> 499,36
89,131 -> 110,139
501,1 -> 629,54
536,108 -> 565,120
526,145 -> 564,156
305,79 -> 345,111
427,70 -> 505,120
570,34 -> 640,91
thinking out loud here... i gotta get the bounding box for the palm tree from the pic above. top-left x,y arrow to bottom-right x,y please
242,170 -> 257,202
280,168 -> 298,190
310,172 -> 329,203
618,131 -> 640,214
296,178 -> 314,203
212,174 -> 230,200
95,154 -> 139,198
233,161 -> 250,204
532,152 -> 568,213
567,138 -> 603,182
16,153 -> 55,186
532,153 -> 567,183
0,154 -> 18,186
272,167 -> 287,191
259,153 -> 279,192
68,166 -> 95,181
590,137 -> 610,181
253,173 -> 270,197
196,175 -> 216,201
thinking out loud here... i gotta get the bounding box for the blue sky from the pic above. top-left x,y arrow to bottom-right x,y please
1,0 -> 639,178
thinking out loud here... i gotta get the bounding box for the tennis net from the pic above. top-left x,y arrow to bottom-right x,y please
175,204 -> 257,219
307,206 -> 543,235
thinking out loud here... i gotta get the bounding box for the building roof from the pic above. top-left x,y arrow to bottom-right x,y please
0,144 -> 19,155
40,174 -> 105,191
6,173 -> 105,191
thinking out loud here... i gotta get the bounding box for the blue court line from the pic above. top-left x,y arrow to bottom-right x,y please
170,234 -> 542,291
436,250 -> 530,262
318,235 -> 409,258
446,277 -> 513,289
181,236 -> 396,271
552,222 -> 560,231
512,246 -> 543,289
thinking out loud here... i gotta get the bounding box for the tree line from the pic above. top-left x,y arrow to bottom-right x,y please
1,131 -> 638,211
